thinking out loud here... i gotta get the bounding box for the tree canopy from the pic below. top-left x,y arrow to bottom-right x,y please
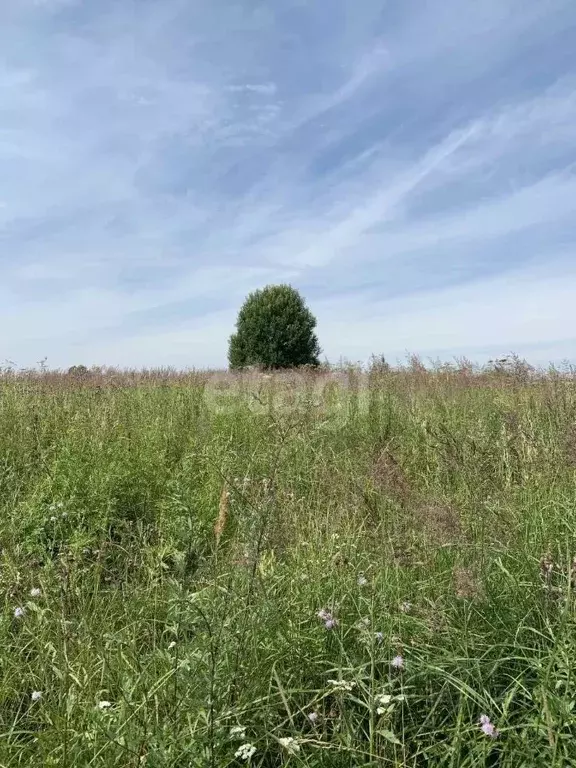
228,284 -> 321,370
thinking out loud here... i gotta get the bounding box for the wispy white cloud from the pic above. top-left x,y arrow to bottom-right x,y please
211,81 -> 576,272
227,83 -> 278,96
1,0 -> 575,368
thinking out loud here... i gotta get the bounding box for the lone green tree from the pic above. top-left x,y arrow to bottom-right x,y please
228,284 -> 321,369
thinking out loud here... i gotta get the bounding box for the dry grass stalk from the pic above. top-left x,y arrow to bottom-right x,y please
539,551 -> 554,585
453,566 -> 483,600
415,500 -> 463,547
214,483 -> 229,547
564,424 -> 576,467
371,449 -> 412,505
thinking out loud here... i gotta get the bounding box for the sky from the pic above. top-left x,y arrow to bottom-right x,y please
1,0 -> 576,370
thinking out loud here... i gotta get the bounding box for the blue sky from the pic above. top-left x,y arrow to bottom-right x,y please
1,0 -> 576,369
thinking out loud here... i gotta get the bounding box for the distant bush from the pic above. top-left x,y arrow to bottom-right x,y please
67,364 -> 88,376
228,284 -> 321,370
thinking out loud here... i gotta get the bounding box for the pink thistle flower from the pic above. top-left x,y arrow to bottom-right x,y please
317,608 -> 338,629
324,617 -> 338,630
479,714 -> 499,738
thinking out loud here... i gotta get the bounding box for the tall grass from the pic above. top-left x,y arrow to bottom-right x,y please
1,361 -> 576,766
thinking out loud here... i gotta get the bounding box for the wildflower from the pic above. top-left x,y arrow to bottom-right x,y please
168,641 -> 176,650
374,631 -> 384,643
324,617 -> 338,630
98,700 -> 112,709
50,516 -> 57,523
307,711 -> 319,724
279,737 -> 300,754
327,679 -> 356,692
235,743 -> 256,761
400,601 -> 412,613
31,691 -> 42,702
317,608 -> 338,630
230,725 -> 247,739
479,714 -> 499,738
391,655 -> 404,669
30,588 -> 41,598
357,574 -> 368,587
14,607 -> 25,619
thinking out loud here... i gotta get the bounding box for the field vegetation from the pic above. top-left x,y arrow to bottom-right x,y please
1,357 -> 576,766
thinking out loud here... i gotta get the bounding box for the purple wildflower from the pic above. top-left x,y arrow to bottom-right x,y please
318,608 -> 338,629
479,714 -> 499,738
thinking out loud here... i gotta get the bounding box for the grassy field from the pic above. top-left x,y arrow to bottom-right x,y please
1,362 -> 576,767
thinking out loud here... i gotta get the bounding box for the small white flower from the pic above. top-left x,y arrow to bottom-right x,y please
98,700 -> 112,709
307,711 -> 319,724
279,736 -> 300,754
357,574 -> 368,587
327,679 -> 356,692
31,691 -> 42,702
14,607 -> 25,619
49,516 -> 57,522
375,693 -> 392,706
168,641 -> 176,650
391,655 -> 404,669
230,725 -> 247,739
30,588 -> 41,598
234,743 -> 256,761
376,706 -> 386,715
